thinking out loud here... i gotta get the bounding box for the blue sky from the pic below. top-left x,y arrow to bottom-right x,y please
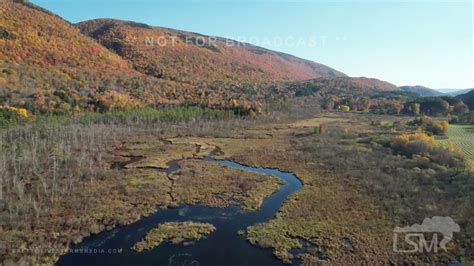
33,0 -> 473,89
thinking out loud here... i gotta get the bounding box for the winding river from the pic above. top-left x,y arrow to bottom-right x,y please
56,159 -> 303,266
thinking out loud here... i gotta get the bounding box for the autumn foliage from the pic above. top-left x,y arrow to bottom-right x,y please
77,19 -> 345,86
95,91 -> 141,111
0,105 -> 32,125
390,132 -> 464,167
391,133 -> 436,156
0,1 -> 470,119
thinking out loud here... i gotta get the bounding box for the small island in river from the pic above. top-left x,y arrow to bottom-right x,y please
132,221 -> 217,252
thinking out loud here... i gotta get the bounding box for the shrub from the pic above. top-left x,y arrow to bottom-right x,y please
451,112 -> 474,125
390,133 -> 465,167
426,120 -> 449,135
430,144 -> 464,168
0,105 -> 31,126
339,105 -> 350,112
407,116 -> 449,135
95,91 -> 141,111
391,133 -> 435,157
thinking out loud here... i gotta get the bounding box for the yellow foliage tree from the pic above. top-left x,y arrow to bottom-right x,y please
339,105 -> 350,112
96,91 -> 140,111
1,105 -> 30,119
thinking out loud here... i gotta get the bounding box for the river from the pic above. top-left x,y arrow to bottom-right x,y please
56,159 -> 303,266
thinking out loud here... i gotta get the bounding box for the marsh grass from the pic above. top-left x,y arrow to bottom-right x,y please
239,114 -> 474,264
0,107 -> 243,223
132,222 -> 216,252
0,106 -> 246,263
0,101 -> 335,264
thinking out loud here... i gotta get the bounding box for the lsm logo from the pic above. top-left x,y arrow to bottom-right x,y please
393,216 -> 460,253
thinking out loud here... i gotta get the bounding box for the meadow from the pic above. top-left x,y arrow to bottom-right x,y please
440,125 -> 474,162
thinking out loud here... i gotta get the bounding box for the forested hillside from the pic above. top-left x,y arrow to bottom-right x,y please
0,1 -> 348,114
77,19 -> 346,85
457,90 -> 474,110
4,0 -> 464,119
0,0 -> 154,113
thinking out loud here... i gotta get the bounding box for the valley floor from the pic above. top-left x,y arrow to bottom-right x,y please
1,112 -> 472,265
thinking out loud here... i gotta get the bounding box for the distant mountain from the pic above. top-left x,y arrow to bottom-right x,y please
399,86 -> 474,98
278,77 -> 400,98
399,85 -> 444,96
441,88 -> 474,97
457,90 -> 474,110
76,19 -> 346,86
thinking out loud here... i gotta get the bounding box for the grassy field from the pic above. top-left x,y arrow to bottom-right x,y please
440,125 -> 474,161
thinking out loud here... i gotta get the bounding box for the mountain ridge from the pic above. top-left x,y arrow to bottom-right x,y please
399,85 -> 444,96
76,18 -> 346,85
441,88 -> 473,97
1,0 -> 410,115
456,90 -> 474,110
